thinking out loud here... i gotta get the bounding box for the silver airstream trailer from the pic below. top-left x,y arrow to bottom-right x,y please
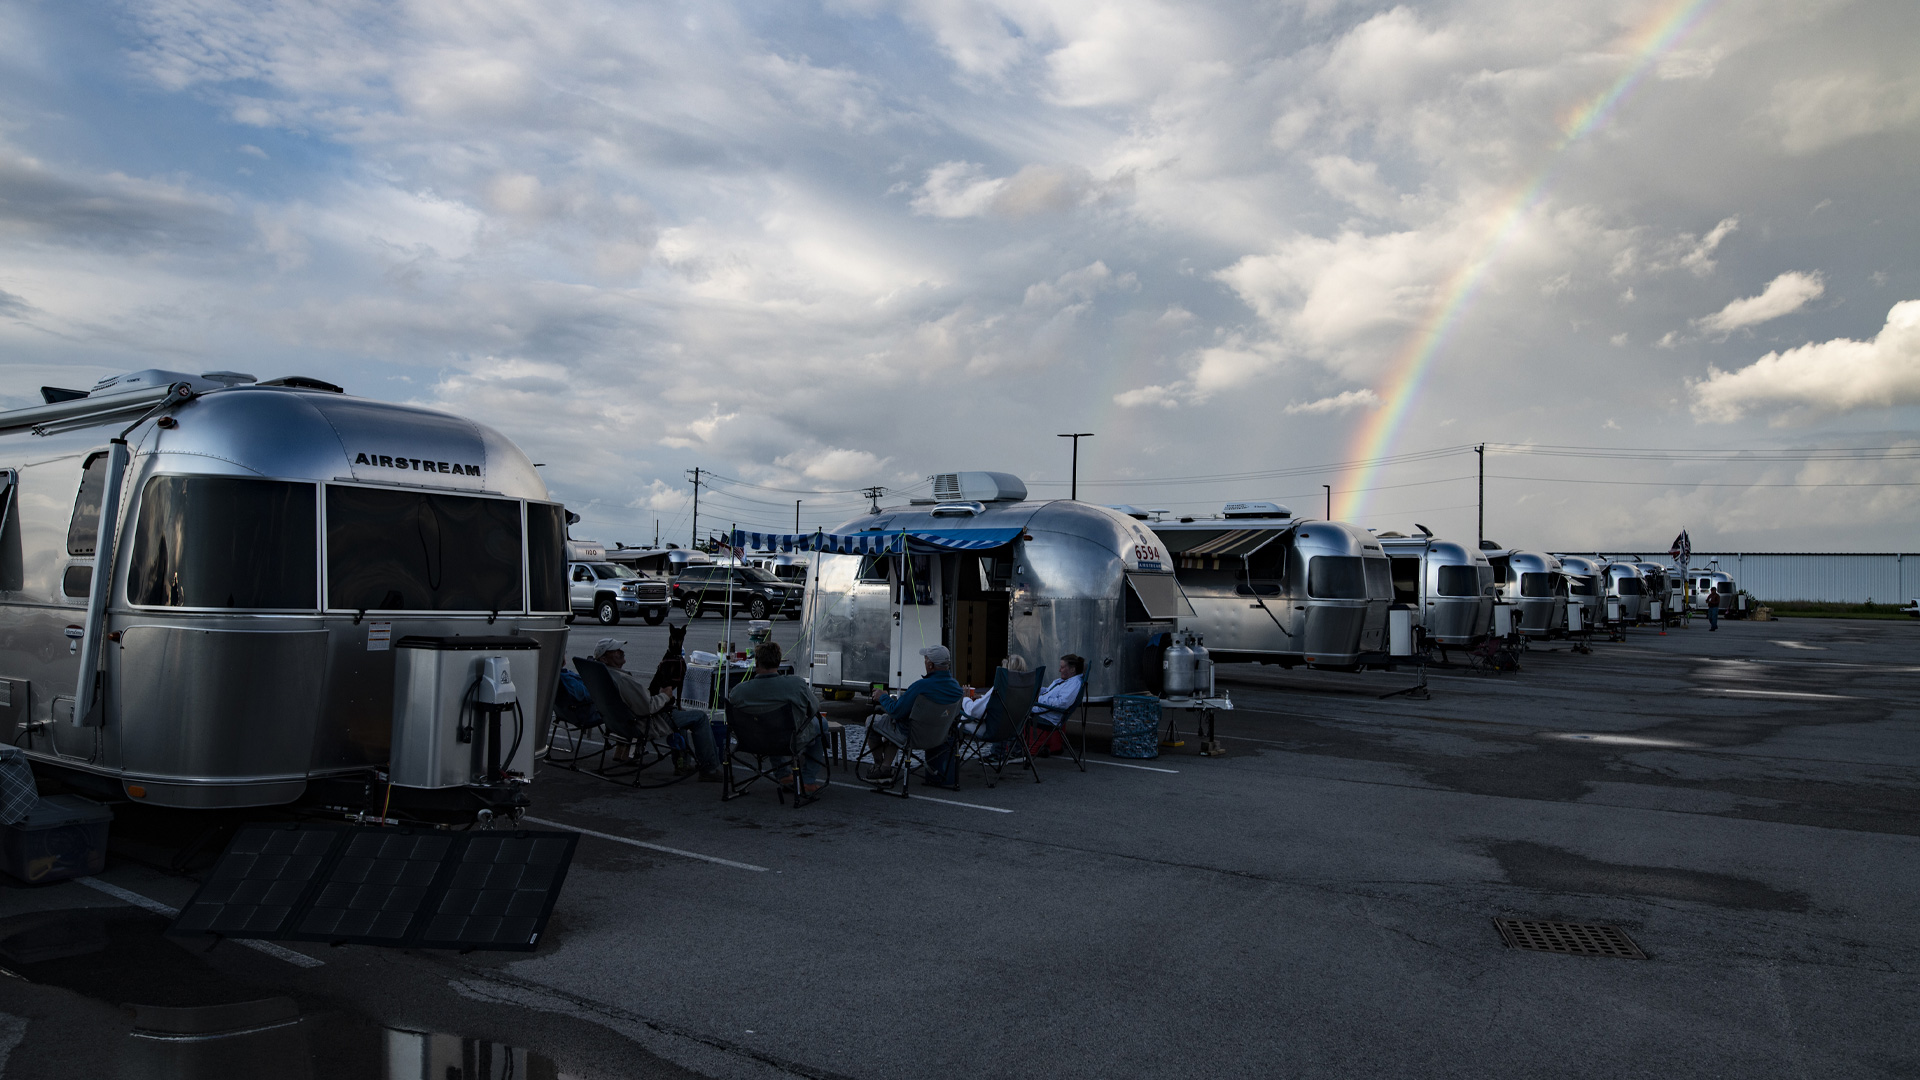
1149,505 -> 1392,669
1557,555 -> 1606,629
0,370 -> 568,821
787,474 -> 1192,698
1378,533 -> 1494,646
1603,561 -> 1649,623
1631,561 -> 1673,623
1687,567 -> 1740,616
1504,550 -> 1570,636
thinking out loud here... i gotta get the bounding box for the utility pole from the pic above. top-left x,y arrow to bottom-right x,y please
795,500 -> 801,533
686,467 -> 701,549
1323,484 -> 1331,520
862,486 -> 886,514
1475,444 -> 1485,547
1056,433 -> 1094,500
653,519 -> 659,547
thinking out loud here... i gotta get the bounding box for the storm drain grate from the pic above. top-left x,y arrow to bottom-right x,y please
1493,918 -> 1646,958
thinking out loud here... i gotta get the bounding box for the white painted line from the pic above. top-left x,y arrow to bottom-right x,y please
895,794 -> 1014,814
74,877 -> 325,969
1088,759 -> 1180,774
1696,687 -> 1856,700
521,816 -> 769,872
1771,640 -> 1826,650
1545,733 -> 1701,749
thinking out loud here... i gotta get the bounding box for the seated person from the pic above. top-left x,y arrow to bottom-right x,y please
1031,654 -> 1087,732
958,656 -> 1028,761
726,642 -> 832,795
593,638 -> 721,781
867,645 -> 963,781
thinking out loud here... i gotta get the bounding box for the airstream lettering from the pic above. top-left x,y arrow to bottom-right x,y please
0,370 -> 568,821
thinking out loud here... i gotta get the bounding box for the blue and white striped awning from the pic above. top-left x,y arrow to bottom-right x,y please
731,528 -> 1023,555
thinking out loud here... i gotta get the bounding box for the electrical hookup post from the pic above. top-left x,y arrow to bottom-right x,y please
1670,529 -> 1691,630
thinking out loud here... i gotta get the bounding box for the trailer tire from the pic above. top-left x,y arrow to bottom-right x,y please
596,597 -> 620,625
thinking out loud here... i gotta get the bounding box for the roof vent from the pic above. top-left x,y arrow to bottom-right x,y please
930,501 -> 984,517
259,376 -> 345,393
930,471 -> 1027,503
1222,501 -> 1291,519
1478,540 -> 1502,550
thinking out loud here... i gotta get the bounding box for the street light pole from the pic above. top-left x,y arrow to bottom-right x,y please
795,500 -> 801,533
1057,433 -> 1094,500
1475,444 -> 1485,547
1323,484 -> 1331,520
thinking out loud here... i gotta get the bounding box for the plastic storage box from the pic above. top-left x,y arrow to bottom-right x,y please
0,795 -> 110,884
1110,695 -> 1163,759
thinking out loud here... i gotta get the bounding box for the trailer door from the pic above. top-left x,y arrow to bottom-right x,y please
887,553 -> 943,690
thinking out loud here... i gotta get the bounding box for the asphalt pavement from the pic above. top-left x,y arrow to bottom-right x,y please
1,613 -> 1916,1078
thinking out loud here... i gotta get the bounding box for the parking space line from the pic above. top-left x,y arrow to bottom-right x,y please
74,878 -> 325,969
521,816 -> 770,872
1087,759 -> 1180,774
1696,687 -> 1856,700
892,794 -> 1014,813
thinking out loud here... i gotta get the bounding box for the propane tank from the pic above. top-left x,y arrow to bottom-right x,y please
1191,634 -> 1214,698
1605,597 -> 1622,624
1162,633 -> 1196,697
1567,601 -> 1584,633
1648,599 -> 1662,623
1492,602 -> 1514,637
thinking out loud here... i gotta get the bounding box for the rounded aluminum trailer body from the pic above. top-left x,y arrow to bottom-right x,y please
1504,550 -> 1570,635
801,500 -> 1183,700
0,382 -> 567,812
1557,555 -> 1606,626
1604,562 -> 1649,622
1379,538 -> 1494,646
1632,562 -> 1674,620
1150,519 -> 1391,667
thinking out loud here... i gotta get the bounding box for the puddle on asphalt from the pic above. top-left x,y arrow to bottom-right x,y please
0,906 -> 560,1078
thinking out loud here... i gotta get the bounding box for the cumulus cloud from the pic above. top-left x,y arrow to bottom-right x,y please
773,447 -> 892,483
1767,72 -> 1920,154
1692,299 -> 1920,421
1285,389 -> 1380,415
1694,271 -> 1825,334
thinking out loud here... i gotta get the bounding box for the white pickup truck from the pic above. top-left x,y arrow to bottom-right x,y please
567,540 -> 671,625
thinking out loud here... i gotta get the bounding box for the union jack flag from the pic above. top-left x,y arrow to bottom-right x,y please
1669,530 -> 1691,568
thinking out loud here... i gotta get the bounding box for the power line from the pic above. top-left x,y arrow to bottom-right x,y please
1486,442 -> 1920,461
1487,474 -> 1920,489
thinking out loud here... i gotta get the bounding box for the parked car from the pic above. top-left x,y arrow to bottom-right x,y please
672,563 -> 802,620
569,561 -> 671,625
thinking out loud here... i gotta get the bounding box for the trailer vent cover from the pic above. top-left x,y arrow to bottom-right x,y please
1493,918 -> 1645,959
170,823 -> 577,952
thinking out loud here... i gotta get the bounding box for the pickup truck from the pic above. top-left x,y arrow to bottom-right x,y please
569,561 -> 671,625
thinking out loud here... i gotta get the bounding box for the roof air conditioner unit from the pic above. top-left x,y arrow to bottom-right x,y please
1222,501 -> 1291,519
930,471 -> 1027,503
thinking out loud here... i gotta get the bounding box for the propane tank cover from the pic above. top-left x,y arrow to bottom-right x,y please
475,656 -> 518,705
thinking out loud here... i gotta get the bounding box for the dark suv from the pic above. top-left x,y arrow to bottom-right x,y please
672,565 -> 802,620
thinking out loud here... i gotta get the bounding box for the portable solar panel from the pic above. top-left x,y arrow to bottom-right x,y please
170,823 -> 577,951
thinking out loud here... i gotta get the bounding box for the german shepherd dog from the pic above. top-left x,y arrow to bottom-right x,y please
648,622 -> 689,704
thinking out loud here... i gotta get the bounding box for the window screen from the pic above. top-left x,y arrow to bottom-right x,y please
526,503 -> 567,612
1308,556 -> 1366,599
1126,572 -> 1195,619
327,487 -> 522,612
66,453 -> 109,556
127,476 -> 318,609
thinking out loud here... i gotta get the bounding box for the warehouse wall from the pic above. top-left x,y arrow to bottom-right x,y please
1587,553 -> 1920,604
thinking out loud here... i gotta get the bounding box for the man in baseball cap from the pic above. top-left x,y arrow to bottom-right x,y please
864,643 -> 963,785
588,637 -> 721,779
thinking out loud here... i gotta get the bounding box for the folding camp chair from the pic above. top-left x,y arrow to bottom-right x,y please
952,668 -> 1041,787
571,657 -> 692,787
1027,677 -> 1088,772
544,668 -> 609,771
858,695 -> 963,798
722,701 -> 827,807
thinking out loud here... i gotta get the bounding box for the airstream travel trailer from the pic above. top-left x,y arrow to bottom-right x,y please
1603,561 -> 1649,623
1632,561 -> 1673,623
1378,534 -> 1495,647
1503,550 -> 1570,636
1149,505 -> 1392,669
1687,567 -> 1740,616
0,370 -> 568,822
1557,555 -> 1606,629
789,474 -> 1192,698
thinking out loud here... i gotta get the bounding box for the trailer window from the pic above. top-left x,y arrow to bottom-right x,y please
1488,555 -> 1510,585
127,476 -> 318,609
1616,577 -> 1644,595
1389,557 -> 1420,604
1570,576 -> 1600,596
1307,556 -> 1366,599
857,554 -> 892,584
527,503 -> 567,612
326,487 -> 522,612
1520,572 -> 1557,598
1364,557 -> 1393,600
65,453 -> 109,556
1436,565 -> 1481,597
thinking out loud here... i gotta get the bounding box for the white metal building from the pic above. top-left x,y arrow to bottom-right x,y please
1582,552 -> 1920,604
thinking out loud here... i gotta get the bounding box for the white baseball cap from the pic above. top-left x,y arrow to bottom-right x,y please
593,638 -> 625,660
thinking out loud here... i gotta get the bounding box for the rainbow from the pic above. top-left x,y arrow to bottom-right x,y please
1333,0 -> 1720,522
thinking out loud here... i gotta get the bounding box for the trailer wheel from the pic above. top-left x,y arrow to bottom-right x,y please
684,596 -> 703,619
747,597 -> 768,621
596,597 -> 620,625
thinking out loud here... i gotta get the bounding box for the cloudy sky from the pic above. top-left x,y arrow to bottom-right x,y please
2,0 -> 1916,551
